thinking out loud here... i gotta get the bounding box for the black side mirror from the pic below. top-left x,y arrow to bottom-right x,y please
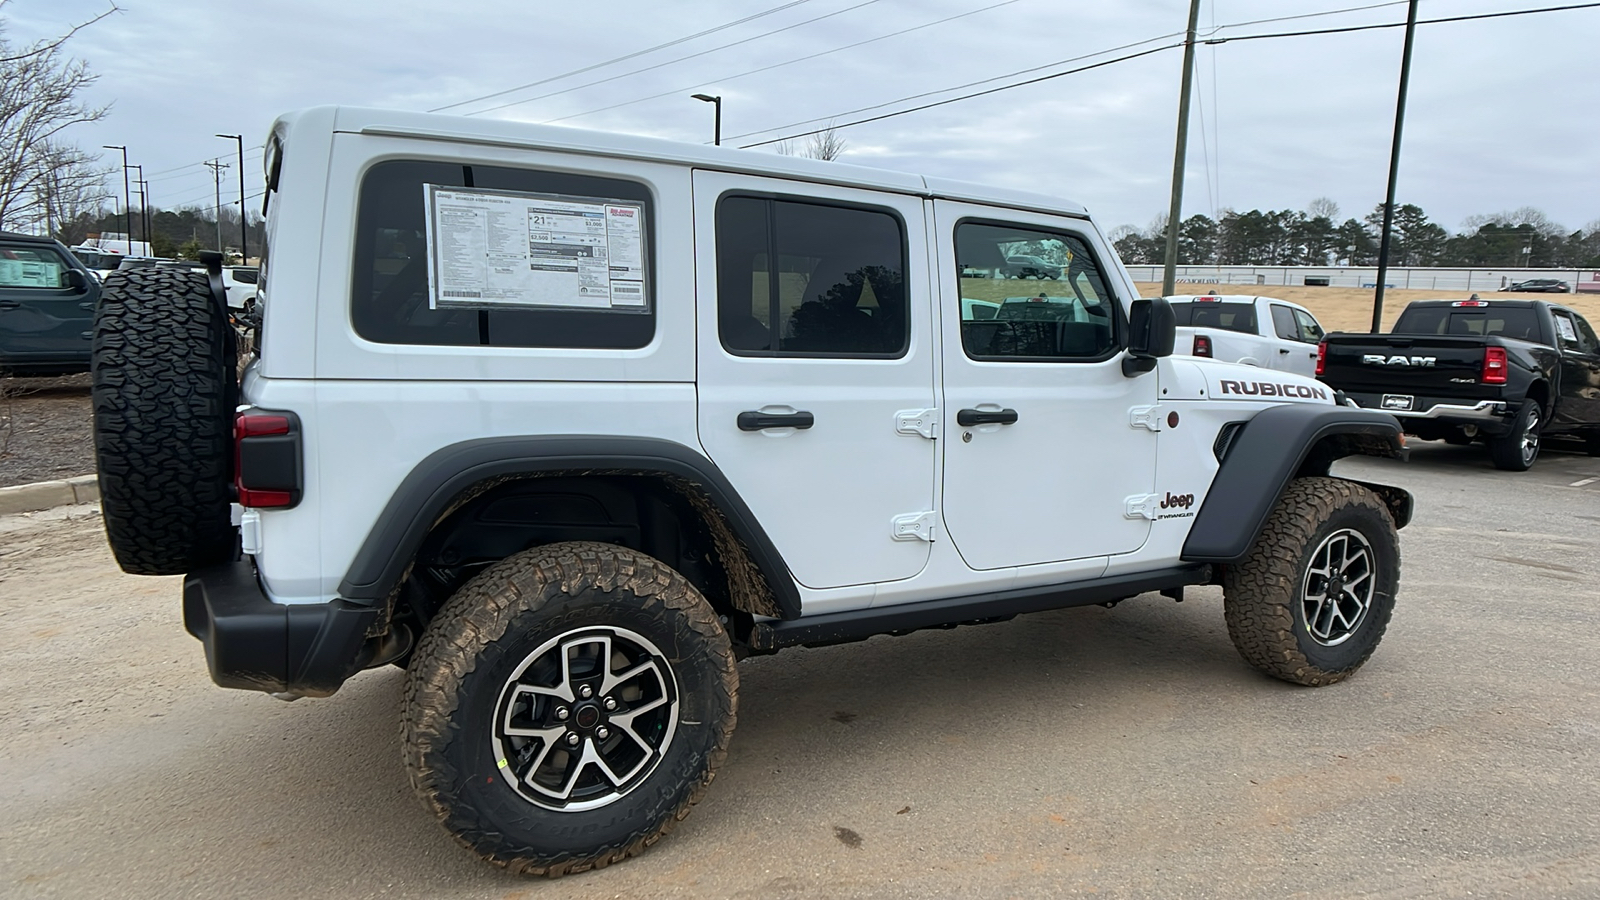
66,269 -> 89,292
1123,297 -> 1176,377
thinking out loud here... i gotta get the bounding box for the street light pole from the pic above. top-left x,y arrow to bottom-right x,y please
216,134 -> 247,261
1370,0 -> 1421,333
691,94 -> 722,145
103,145 -> 130,252
1160,0 -> 1204,298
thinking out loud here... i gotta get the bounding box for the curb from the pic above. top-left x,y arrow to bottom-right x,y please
0,475 -> 99,515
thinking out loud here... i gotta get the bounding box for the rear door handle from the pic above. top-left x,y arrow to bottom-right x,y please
957,408 -> 1019,426
0,300 -> 21,309
738,410 -> 815,431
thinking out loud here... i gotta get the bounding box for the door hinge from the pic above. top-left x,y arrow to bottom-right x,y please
891,510 -> 937,542
1124,494 -> 1159,520
1129,405 -> 1164,432
895,408 -> 938,440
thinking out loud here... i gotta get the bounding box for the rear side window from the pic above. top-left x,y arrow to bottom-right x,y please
1394,306 -> 1542,342
715,195 -> 907,357
0,245 -> 70,289
1173,301 -> 1257,335
351,160 -> 654,349
1270,305 -> 1298,340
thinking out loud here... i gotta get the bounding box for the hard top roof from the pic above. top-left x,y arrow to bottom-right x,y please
293,106 -> 1090,220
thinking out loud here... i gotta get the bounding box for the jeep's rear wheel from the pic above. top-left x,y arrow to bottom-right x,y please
92,266 -> 237,575
402,542 -> 737,876
1223,477 -> 1399,686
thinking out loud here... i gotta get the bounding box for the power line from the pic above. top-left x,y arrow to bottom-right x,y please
737,1 -> 1600,149
430,0 -> 816,113
543,0 -> 1027,127
460,0 -> 889,117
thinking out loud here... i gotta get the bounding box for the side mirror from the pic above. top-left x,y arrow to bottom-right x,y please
1123,297 -> 1176,377
66,269 -> 89,292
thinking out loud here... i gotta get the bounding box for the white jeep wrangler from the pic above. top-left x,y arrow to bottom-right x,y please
90,107 -> 1411,877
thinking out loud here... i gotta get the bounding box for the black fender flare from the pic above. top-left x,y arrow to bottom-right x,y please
336,436 -> 801,619
1181,404 -> 1410,564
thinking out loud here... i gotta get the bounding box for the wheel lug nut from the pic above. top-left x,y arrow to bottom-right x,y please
566,732 -> 580,746
603,697 -> 617,711
579,685 -> 594,699
555,707 -> 569,721
596,726 -> 610,739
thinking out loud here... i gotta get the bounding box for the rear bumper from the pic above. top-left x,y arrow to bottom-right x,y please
182,559 -> 379,697
1344,392 -> 1514,434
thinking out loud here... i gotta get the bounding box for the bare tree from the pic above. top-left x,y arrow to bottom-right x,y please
803,125 -> 847,161
0,2 -> 116,232
29,140 -> 113,237
1306,197 -> 1340,221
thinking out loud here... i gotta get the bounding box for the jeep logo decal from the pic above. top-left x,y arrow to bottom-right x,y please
1362,354 -> 1436,367
1218,380 -> 1328,400
1159,492 -> 1194,510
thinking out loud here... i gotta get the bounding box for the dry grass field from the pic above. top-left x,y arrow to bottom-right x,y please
1135,282 -> 1600,333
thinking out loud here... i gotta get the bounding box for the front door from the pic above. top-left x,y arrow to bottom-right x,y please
0,239 -> 94,363
935,202 -> 1158,570
694,172 -> 937,590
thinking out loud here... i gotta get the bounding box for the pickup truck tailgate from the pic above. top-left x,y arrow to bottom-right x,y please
1320,334 -> 1493,399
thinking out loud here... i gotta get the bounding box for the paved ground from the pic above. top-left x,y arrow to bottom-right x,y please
3,443 -> 1599,899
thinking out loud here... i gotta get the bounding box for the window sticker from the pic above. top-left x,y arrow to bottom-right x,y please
423,184 -> 647,312
1555,315 -> 1577,343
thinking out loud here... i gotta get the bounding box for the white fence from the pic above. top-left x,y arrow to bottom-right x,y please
1123,265 -> 1600,293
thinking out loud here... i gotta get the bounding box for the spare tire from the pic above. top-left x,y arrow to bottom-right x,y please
92,266 -> 237,575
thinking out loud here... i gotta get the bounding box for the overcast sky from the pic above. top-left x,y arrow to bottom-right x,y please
7,0 -> 1597,235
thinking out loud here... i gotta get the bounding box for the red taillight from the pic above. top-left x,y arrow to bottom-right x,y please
1193,334 -> 1213,357
1315,341 -> 1327,376
234,413 -> 293,508
1482,346 -> 1508,384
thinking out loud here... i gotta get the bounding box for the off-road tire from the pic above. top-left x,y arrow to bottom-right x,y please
402,541 -> 738,877
1223,477 -> 1400,686
92,267 -> 237,575
1488,401 -> 1540,471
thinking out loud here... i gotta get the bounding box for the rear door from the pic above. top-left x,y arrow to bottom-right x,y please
693,172 -> 937,589
1550,308 -> 1600,427
0,240 -> 95,364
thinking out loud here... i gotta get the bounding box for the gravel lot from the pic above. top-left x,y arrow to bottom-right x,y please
3,445 -> 1598,898
0,375 -> 93,488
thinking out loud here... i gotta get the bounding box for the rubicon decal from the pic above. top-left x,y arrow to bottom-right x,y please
1218,380 -> 1328,400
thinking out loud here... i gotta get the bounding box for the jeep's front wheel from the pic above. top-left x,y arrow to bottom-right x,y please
1222,477 -> 1399,686
402,542 -> 738,876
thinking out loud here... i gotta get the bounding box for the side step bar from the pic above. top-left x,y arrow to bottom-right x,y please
748,565 -> 1213,652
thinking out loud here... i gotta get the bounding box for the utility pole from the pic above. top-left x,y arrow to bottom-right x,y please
1160,0 -> 1204,297
205,158 -> 230,253
137,177 -> 151,250
1371,0 -> 1421,333
216,134 -> 248,261
130,164 -> 147,248
103,145 -> 131,251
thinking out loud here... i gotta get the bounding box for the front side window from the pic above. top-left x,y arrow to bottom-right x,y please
955,222 -> 1116,360
351,160 -> 654,349
1292,309 -> 1325,343
715,196 -> 907,357
0,245 -> 70,289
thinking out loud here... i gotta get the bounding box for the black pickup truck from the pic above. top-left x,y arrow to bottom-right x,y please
1317,299 -> 1600,471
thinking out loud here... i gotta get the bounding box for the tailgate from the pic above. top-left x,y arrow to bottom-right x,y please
1319,334 -> 1491,397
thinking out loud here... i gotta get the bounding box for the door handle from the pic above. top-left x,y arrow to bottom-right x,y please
738,410 -> 815,431
0,300 -> 21,309
957,408 -> 1019,426
1279,348 -> 1291,354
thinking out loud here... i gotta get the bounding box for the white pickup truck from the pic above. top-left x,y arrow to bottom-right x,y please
1170,293 -> 1326,378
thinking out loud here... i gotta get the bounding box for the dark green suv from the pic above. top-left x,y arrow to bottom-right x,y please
0,231 -> 101,375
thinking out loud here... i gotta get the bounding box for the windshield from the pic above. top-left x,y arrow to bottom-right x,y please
1394,306 -> 1543,341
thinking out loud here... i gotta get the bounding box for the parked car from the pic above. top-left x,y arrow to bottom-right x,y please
1317,298 -> 1600,470
90,105 -> 1411,877
0,231 -> 101,375
1170,293 -> 1326,378
1000,254 -> 1063,279
1500,279 -> 1570,293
